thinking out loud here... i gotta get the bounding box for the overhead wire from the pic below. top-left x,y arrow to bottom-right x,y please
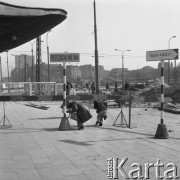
66,32 -> 94,52
4,50 -> 146,59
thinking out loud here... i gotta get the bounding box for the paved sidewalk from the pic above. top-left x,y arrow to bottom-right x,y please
0,101 -> 180,180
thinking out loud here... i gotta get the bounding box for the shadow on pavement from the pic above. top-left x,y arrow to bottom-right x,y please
87,137 -> 152,143
91,125 -> 155,137
29,117 -> 62,120
43,127 -> 60,131
43,125 -> 78,131
0,128 -> 43,134
58,139 -> 92,146
85,125 -> 102,128
90,126 -> 180,140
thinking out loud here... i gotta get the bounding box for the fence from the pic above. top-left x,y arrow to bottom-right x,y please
0,82 -> 64,96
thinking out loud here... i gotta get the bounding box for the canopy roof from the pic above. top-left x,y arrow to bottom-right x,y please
0,2 -> 67,53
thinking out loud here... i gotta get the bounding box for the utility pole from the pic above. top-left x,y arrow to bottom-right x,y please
36,36 -> 42,82
0,57 -> 2,82
0,57 -> 2,93
10,64 -> 13,82
114,49 -> 131,90
19,57 -> 21,82
46,30 -> 51,82
93,0 -> 99,94
6,51 -> 9,82
27,63 -> 30,82
168,36 -> 176,85
31,43 -> 34,82
36,36 -> 42,94
24,55 -> 27,82
137,68 -> 139,83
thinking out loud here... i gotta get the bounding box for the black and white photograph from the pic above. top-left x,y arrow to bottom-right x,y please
0,0 -> 180,179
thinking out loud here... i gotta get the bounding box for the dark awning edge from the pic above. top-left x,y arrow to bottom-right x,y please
0,1 -> 67,15
0,1 -> 67,53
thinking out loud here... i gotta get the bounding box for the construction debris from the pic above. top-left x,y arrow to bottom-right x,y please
163,103 -> 180,114
171,89 -> 180,103
128,79 -> 180,114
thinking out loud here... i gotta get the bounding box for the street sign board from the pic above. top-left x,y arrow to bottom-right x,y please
146,49 -> 178,61
50,53 -> 80,62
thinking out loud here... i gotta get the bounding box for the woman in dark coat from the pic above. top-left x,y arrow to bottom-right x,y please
67,101 -> 92,130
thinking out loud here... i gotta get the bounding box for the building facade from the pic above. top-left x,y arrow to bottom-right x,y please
15,54 -> 34,69
66,65 -> 81,82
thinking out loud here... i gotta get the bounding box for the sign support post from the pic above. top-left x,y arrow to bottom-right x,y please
146,48 -> 179,139
155,60 -> 168,139
161,60 -> 164,125
50,52 -> 80,131
59,61 -> 71,130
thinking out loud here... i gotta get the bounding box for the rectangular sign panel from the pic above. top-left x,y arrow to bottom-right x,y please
146,49 -> 178,61
50,53 -> 80,62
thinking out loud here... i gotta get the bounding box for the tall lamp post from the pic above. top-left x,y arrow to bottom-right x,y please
168,36 -> 176,85
24,55 -> 27,82
114,49 -> 131,90
0,57 -> 2,83
93,0 -> 99,94
46,30 -> 51,82
6,50 -> 10,82
18,57 -> 21,82
29,41 -> 36,82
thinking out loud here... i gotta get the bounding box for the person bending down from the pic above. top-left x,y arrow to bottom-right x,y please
93,100 -> 107,126
67,101 -> 92,130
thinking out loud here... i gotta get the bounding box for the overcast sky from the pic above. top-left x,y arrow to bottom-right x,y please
1,0 -> 180,76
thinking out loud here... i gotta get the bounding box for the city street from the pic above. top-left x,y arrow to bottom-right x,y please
0,101 -> 180,180
1,1 -> 180,179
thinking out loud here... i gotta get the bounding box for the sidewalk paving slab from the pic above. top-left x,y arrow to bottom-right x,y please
0,101 -> 180,179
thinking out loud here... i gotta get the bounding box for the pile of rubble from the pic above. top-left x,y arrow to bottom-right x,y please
140,87 -> 160,102
169,89 -> 180,103
130,81 -> 180,113
131,102 -> 159,108
138,82 -> 180,102
162,103 -> 180,114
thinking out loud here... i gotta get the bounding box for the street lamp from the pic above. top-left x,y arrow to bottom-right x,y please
93,0 -> 99,94
24,55 -> 27,82
6,50 -> 10,82
46,30 -> 52,82
0,57 -> 2,83
168,36 -> 176,49
29,41 -> 36,82
168,36 -> 176,85
10,64 -> 14,82
114,49 -> 131,90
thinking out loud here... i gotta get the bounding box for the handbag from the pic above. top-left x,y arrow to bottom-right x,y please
69,112 -> 77,121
